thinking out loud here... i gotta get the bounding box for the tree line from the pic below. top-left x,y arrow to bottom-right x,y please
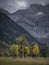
0,34 -> 49,58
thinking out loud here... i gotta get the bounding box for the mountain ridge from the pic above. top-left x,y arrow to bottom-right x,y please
10,4 -> 49,46
0,4 -> 49,46
0,11 -> 42,45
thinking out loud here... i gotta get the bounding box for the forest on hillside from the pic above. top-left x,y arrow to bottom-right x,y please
0,34 -> 49,58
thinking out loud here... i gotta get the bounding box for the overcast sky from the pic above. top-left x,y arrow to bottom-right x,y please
0,0 -> 49,13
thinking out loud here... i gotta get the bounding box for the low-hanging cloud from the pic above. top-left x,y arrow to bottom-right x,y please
0,0 -> 29,13
0,0 -> 49,13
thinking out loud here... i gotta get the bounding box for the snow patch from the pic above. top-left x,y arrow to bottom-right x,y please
36,12 -> 44,16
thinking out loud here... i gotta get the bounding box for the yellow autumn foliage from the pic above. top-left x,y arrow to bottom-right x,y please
16,36 -> 24,42
32,43 -> 40,55
16,34 -> 26,42
24,45 -> 30,55
10,44 -> 19,55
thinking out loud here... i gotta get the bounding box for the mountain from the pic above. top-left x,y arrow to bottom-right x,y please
9,4 -> 49,46
11,4 -> 49,16
0,11 -> 41,46
0,8 -> 11,16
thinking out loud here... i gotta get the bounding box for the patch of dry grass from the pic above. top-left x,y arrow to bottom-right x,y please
0,57 -> 49,65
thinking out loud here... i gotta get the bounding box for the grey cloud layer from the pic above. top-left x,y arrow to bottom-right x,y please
0,0 -> 49,13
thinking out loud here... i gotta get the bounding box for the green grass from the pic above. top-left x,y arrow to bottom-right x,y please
0,57 -> 49,65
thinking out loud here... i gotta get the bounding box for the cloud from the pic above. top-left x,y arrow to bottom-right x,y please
38,2 -> 46,6
0,0 -> 29,13
0,0 -> 49,13
17,1 -> 28,8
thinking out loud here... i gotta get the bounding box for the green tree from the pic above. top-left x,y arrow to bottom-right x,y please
41,44 -> 48,57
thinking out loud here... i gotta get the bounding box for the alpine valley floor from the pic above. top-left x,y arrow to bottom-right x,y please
0,57 -> 49,65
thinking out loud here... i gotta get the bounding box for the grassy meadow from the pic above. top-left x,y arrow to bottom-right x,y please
0,57 -> 49,65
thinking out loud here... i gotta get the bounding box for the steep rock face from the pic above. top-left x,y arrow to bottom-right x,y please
10,4 -> 49,46
0,12 -> 41,45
